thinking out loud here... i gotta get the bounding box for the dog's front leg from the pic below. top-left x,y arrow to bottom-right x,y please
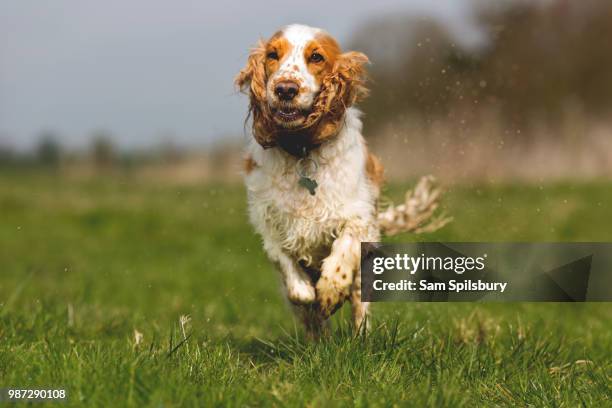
315,230 -> 362,319
264,240 -> 316,305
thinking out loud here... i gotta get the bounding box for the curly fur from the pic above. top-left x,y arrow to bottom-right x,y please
237,24 -> 380,337
235,32 -> 369,149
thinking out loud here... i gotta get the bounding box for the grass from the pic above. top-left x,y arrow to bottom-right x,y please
0,172 -> 610,406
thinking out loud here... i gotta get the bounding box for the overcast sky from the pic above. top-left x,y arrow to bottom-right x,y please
0,0 -> 481,150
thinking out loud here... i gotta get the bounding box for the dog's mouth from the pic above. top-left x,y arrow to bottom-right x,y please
272,104 -> 309,126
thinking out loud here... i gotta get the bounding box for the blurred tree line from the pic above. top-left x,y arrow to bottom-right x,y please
0,130 -> 190,170
356,0 -> 612,132
3,0 -> 610,173
0,130 -> 119,169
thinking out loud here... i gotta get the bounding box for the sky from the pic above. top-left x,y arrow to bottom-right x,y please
0,0 -> 482,150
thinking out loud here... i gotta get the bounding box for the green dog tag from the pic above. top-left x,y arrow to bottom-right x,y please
299,176 -> 318,195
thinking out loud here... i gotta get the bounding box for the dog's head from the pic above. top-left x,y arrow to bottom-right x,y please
236,24 -> 369,149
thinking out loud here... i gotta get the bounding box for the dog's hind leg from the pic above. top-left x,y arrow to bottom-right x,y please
293,305 -> 329,340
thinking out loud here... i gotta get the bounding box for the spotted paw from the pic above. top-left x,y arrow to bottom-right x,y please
315,276 -> 350,318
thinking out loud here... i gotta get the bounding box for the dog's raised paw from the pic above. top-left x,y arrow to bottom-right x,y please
287,279 -> 316,305
315,277 -> 349,318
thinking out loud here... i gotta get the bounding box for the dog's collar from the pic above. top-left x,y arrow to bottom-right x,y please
277,142 -> 319,196
277,137 -> 320,159
274,127 -> 337,196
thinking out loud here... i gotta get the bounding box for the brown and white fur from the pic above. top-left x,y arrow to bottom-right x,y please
236,24 -> 384,337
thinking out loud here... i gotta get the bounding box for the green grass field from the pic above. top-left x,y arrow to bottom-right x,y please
0,172 -> 610,406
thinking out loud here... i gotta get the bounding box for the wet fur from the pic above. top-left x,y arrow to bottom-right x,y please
236,24 -> 381,337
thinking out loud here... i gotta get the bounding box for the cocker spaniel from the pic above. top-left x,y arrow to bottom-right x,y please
236,24 -> 437,338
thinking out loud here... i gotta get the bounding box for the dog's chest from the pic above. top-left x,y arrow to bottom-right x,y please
247,152 -> 364,261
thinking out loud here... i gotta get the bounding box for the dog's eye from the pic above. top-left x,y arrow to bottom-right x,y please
310,52 -> 324,63
267,51 -> 279,60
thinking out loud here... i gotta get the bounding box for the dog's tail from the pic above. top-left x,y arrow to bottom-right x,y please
377,175 -> 452,236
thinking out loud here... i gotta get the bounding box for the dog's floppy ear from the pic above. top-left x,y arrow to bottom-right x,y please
235,41 -> 277,148
235,40 -> 267,101
307,51 -> 369,144
332,51 -> 369,106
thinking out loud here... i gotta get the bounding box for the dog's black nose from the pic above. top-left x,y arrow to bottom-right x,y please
275,81 -> 299,101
